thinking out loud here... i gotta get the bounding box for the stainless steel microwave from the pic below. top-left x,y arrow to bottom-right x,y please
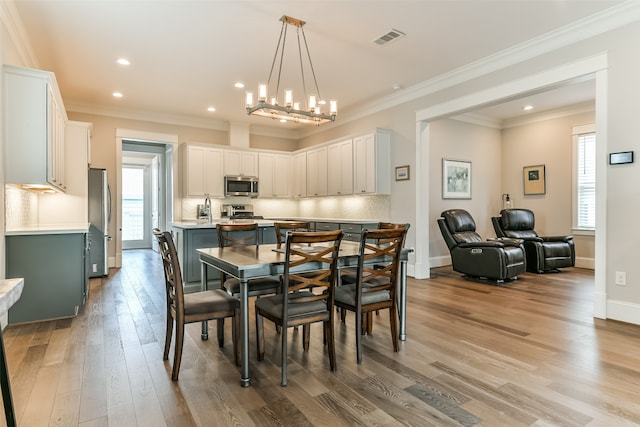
224,175 -> 259,198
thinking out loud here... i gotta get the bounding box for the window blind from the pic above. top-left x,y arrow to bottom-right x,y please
577,132 -> 596,229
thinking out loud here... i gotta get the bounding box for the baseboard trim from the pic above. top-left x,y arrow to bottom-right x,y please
607,299 -> 640,325
575,256 -> 595,270
430,256 -> 451,268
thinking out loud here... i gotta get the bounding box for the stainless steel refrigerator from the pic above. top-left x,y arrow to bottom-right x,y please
88,168 -> 111,277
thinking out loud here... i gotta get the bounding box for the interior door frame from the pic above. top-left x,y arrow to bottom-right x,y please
115,129 -> 178,268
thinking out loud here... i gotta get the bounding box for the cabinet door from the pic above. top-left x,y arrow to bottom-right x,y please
204,148 -> 224,197
185,145 -> 206,196
224,150 -> 258,176
184,145 -> 224,197
258,153 -> 274,197
353,131 -> 391,195
292,152 -> 307,198
328,139 -> 353,196
273,154 -> 291,197
307,147 -> 328,197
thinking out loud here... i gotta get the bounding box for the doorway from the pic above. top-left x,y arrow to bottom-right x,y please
122,140 -> 170,250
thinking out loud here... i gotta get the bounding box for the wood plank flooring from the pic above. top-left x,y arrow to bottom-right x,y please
3,250 -> 640,426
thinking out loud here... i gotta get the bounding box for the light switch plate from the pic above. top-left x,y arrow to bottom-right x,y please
615,271 -> 626,286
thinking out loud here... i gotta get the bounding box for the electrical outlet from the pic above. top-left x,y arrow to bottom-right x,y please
615,271 -> 626,286
92,263 -> 97,273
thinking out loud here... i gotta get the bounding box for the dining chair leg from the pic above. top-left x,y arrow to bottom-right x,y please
389,304 -> 399,353
217,319 -> 225,347
325,320 -> 337,371
355,309 -> 363,364
340,308 -> 346,323
367,312 -> 374,335
172,322 -> 185,381
163,314 -> 173,361
256,312 -> 265,361
281,325 -> 288,387
302,324 -> 311,351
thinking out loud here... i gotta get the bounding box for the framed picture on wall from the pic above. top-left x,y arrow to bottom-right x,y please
442,158 -> 472,199
523,164 -> 546,195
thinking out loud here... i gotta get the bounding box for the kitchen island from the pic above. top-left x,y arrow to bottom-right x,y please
170,218 -> 380,291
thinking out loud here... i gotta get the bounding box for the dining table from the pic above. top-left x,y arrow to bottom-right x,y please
197,240 -> 412,387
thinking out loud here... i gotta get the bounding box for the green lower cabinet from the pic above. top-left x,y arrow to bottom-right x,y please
6,233 -> 87,324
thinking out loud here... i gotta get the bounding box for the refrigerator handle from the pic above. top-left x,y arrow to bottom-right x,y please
107,184 -> 112,225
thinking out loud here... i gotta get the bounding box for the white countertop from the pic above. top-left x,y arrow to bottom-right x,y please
5,223 -> 90,236
171,218 -> 381,229
0,278 -> 24,315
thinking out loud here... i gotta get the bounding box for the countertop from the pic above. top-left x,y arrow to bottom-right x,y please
0,278 -> 24,315
171,218 -> 381,229
5,223 -> 90,236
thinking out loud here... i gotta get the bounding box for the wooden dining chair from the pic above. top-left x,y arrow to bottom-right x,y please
255,230 -> 343,386
334,227 -> 407,364
216,223 -> 281,298
153,228 -> 240,380
274,221 -> 311,248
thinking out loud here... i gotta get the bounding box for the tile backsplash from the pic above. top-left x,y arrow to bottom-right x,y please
180,195 -> 390,221
5,186 -> 38,228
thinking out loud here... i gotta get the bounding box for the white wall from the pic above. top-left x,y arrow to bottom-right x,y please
428,118 -> 503,266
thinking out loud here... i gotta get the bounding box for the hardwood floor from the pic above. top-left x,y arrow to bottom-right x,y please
3,250 -> 640,426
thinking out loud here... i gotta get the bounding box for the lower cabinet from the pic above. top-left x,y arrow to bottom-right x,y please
6,233 -> 87,324
171,225 -> 277,293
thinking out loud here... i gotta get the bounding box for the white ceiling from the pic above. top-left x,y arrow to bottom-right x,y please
12,0 -> 620,132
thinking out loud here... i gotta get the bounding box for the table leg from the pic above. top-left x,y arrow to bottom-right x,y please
0,325 -> 16,427
399,259 -> 408,341
239,279 -> 250,387
200,262 -> 208,340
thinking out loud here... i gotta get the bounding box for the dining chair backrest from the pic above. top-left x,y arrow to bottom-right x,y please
282,230 -> 344,316
217,223 -> 259,248
356,227 -> 408,302
154,228 -> 184,315
274,221 -> 311,248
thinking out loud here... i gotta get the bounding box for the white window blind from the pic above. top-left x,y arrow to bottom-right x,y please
576,132 -> 596,229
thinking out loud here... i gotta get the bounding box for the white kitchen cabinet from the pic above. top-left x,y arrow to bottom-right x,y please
353,129 -> 391,194
182,144 -> 224,197
306,146 -> 328,197
327,139 -> 353,196
292,151 -> 307,198
4,65 -> 68,191
258,152 -> 291,198
224,150 -> 258,177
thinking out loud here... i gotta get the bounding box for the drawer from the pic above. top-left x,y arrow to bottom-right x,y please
314,222 -> 340,231
340,223 -> 378,233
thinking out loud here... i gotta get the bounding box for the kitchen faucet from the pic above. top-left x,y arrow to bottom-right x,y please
204,194 -> 211,223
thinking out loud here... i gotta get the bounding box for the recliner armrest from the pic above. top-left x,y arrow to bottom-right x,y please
541,235 -> 573,243
458,238 -> 522,249
491,237 -> 524,247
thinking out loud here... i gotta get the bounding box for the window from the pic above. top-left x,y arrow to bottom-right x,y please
573,124 -> 596,231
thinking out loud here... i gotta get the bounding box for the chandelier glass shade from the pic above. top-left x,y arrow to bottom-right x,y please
245,15 -> 337,125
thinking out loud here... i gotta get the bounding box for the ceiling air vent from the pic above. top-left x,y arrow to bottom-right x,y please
372,29 -> 405,46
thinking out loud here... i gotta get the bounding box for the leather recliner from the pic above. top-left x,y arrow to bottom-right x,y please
438,209 -> 526,282
492,208 -> 575,273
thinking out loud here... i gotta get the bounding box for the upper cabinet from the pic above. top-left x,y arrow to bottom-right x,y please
292,151 -> 307,198
4,65 -> 68,191
182,144 -> 224,197
224,150 -> 258,177
306,146 -> 328,197
327,139 -> 353,196
258,152 -> 291,198
353,129 -> 391,195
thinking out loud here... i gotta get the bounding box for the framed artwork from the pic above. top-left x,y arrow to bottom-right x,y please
442,158 -> 471,199
523,164 -> 546,195
395,165 -> 410,181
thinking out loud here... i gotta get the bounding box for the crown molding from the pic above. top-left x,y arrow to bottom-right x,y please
1,0 -> 40,68
501,101 -> 595,129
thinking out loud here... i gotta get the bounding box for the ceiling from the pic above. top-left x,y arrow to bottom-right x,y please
11,1 -> 621,133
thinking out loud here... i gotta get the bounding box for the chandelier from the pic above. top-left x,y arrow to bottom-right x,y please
245,15 -> 337,126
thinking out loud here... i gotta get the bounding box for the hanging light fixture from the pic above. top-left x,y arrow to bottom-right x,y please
245,15 -> 337,126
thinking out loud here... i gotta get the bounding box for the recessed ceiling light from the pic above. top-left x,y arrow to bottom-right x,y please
116,58 -> 130,66
523,105 -> 533,111
112,92 -> 123,98
280,119 -> 287,123
234,82 -> 245,89
207,107 -> 216,112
